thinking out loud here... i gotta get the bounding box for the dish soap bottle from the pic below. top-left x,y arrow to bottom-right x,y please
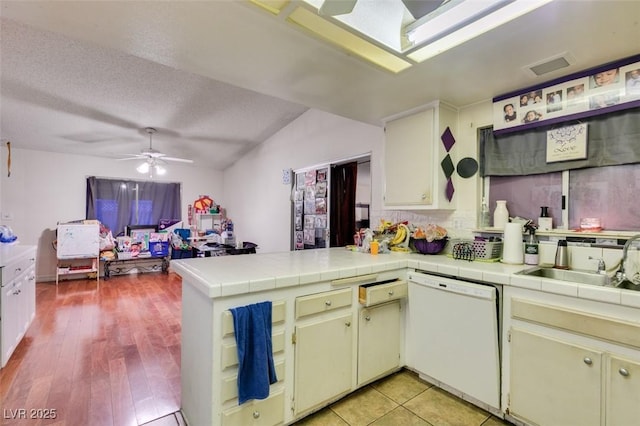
524,225 -> 539,265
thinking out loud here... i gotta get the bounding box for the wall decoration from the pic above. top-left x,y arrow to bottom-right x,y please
493,54 -> 640,134
546,123 -> 588,163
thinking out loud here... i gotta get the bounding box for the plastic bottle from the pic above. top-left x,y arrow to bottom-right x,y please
539,206 -> 552,231
493,200 -> 509,229
479,198 -> 490,229
524,228 -> 539,265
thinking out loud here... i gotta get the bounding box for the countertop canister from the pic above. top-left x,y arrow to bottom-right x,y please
493,200 -> 509,229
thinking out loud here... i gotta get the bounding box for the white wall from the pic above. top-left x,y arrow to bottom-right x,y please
0,148 -> 223,281
221,103 -> 496,253
223,109 -> 384,253
0,101 -> 495,277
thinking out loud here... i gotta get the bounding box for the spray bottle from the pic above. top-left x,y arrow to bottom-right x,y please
524,223 -> 539,266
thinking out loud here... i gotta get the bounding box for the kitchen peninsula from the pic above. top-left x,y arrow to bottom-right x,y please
172,248 -> 640,426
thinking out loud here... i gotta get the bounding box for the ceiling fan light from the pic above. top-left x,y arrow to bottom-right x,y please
155,164 -> 167,175
137,162 -> 150,174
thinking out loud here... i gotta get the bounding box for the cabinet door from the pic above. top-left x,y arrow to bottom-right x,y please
509,328 -> 601,426
384,108 -> 434,206
607,355 -> 640,425
358,301 -> 400,385
1,281 -> 21,366
294,312 -> 354,415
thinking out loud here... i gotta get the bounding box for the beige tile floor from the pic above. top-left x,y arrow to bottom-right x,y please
294,369 -> 512,426
144,369 -> 511,426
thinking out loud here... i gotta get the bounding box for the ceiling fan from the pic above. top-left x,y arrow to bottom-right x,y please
118,127 -> 193,175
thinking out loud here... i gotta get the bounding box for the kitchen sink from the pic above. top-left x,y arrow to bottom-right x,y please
614,279 -> 640,291
517,267 -> 608,286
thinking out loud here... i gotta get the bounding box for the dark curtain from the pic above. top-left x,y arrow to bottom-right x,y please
330,162 -> 357,247
482,108 -> 640,176
86,177 -> 181,236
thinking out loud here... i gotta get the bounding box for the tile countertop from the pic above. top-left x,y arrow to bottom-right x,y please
0,244 -> 36,269
171,248 -> 640,309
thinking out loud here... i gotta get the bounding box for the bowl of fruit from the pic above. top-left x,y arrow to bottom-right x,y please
412,224 -> 448,255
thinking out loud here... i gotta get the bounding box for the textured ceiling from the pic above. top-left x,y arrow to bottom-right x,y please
1,1 -> 639,170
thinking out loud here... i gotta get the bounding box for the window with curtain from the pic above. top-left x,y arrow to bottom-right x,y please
86,177 -> 181,236
479,108 -> 640,231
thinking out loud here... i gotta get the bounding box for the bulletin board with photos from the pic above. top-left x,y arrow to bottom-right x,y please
293,168 -> 328,250
493,54 -> 640,134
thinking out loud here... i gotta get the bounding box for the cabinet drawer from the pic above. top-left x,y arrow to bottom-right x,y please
2,256 -> 36,284
222,301 -> 286,338
222,331 -> 285,370
359,280 -> 407,307
222,390 -> 284,426
221,361 -> 285,403
295,288 -> 352,319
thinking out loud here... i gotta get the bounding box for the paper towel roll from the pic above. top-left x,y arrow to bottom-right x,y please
502,222 -> 524,264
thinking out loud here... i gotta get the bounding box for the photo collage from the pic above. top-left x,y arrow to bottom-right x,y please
493,56 -> 640,132
293,168 -> 328,250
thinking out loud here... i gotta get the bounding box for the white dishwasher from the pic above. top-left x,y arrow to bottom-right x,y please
407,270 -> 501,412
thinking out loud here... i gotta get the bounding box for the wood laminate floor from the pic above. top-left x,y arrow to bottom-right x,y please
1,273 -> 183,426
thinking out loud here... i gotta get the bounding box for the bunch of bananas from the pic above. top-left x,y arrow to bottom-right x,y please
390,223 -> 410,246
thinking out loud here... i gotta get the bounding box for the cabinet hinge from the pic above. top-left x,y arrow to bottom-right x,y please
290,397 -> 295,413
507,330 -> 511,343
292,332 -> 296,345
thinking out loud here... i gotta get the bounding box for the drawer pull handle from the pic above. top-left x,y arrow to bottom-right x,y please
13,289 -> 21,295
345,321 -> 351,327
253,411 -> 260,419
388,290 -> 394,296
325,300 -> 332,306
365,315 -> 371,321
619,368 -> 630,377
15,267 -> 22,273
583,357 -> 593,366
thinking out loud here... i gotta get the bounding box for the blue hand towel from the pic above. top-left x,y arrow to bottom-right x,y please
230,301 -> 277,404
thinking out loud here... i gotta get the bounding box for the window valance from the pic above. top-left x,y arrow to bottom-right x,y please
480,108 -> 640,177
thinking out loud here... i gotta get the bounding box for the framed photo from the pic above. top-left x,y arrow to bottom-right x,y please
546,123 -> 588,163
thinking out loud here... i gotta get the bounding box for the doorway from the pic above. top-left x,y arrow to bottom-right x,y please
291,154 -> 371,250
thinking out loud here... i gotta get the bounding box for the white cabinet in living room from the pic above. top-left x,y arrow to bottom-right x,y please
1,247 -> 37,368
383,101 -> 457,210
357,300 -> 401,386
294,288 -> 354,416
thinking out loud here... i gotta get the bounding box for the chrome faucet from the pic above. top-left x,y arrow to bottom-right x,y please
613,234 -> 640,286
589,256 -> 606,274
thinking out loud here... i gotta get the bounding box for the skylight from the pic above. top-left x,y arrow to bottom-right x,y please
251,0 -> 554,72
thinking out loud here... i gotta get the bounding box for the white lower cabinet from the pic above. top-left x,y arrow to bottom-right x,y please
221,391 -> 284,426
509,328 -> 602,426
606,355 -> 640,425
358,300 -> 401,385
1,247 -> 37,368
294,288 -> 354,416
506,291 -> 640,426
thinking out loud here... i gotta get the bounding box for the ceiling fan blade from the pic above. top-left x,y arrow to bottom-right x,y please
116,155 -> 146,161
162,156 -> 194,163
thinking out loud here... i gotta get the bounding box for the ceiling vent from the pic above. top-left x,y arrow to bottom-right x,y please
524,53 -> 574,77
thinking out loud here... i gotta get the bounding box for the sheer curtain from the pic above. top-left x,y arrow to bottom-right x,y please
86,177 -> 181,235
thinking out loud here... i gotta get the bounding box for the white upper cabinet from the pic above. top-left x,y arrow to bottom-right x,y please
383,101 -> 458,210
